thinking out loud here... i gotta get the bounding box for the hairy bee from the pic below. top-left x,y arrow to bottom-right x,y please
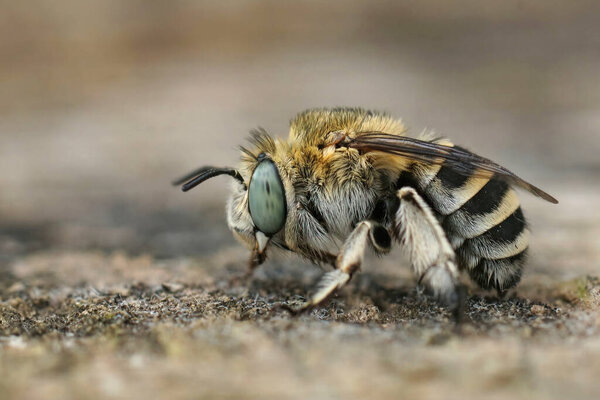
174,108 -> 557,313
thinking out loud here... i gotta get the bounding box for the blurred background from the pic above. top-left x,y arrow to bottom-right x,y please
2,0 -> 599,271
1,0 -> 599,272
2,2 -> 600,399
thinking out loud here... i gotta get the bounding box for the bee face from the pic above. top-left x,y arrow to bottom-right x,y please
225,152 -> 291,258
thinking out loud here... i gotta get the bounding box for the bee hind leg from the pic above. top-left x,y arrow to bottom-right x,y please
286,220 -> 391,314
395,187 -> 465,319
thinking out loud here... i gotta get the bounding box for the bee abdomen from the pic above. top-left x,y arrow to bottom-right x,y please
398,154 -> 529,293
453,205 -> 529,292
466,250 -> 527,293
444,176 -> 528,292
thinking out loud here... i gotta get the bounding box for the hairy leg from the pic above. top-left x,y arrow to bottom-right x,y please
288,220 -> 391,313
395,187 -> 463,311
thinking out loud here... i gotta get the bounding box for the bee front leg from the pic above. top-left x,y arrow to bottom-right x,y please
288,220 -> 391,313
228,231 -> 269,286
395,187 -> 464,316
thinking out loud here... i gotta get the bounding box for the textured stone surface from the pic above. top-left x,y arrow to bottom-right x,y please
1,2 -> 600,399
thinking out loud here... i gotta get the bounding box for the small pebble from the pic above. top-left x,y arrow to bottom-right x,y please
7,282 -> 25,293
531,305 -> 545,315
162,282 -> 184,293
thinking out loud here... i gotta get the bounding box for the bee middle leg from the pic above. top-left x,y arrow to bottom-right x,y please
289,220 -> 391,313
395,187 -> 464,314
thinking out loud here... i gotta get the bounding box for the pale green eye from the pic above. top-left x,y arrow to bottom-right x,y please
248,159 -> 286,235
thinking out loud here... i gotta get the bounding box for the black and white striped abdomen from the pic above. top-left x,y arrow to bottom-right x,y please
397,145 -> 529,294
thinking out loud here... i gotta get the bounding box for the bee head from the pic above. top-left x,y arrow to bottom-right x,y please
175,153 -> 289,261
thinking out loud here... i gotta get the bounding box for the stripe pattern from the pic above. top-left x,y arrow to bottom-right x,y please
396,143 -> 528,294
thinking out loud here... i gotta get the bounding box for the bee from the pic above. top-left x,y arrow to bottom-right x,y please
174,108 -> 557,314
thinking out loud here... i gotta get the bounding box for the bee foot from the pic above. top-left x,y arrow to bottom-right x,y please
418,264 -> 466,322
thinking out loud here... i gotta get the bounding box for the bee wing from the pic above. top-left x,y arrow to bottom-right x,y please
348,132 -> 558,204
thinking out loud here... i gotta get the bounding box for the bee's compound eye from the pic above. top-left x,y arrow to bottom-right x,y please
248,160 -> 286,235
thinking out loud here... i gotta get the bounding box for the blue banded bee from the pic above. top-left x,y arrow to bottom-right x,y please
174,108 -> 557,313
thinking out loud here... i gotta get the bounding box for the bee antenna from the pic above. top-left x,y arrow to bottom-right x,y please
172,167 -> 246,192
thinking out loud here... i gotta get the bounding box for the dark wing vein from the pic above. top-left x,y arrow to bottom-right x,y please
348,132 -> 558,204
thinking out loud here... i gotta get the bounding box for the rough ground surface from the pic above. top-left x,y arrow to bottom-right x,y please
1,199 -> 599,400
2,2 -> 600,399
